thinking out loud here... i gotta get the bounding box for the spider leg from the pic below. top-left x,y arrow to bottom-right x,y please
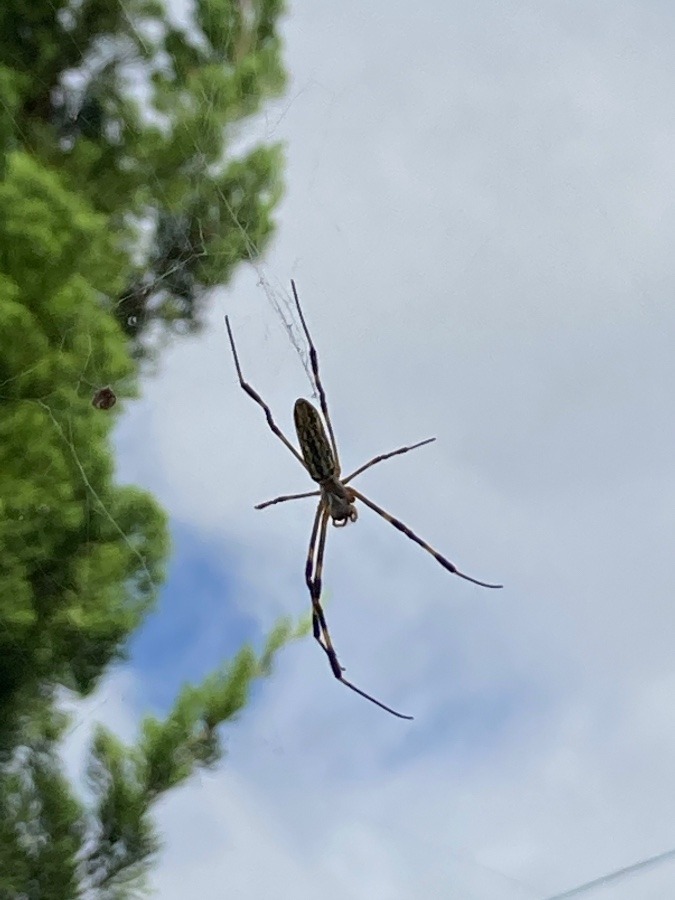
350,488 -> 503,589
255,489 -> 320,510
290,281 -> 341,473
305,500 -> 414,720
304,502 -> 340,668
306,502 -> 338,663
225,316 -> 306,468
343,437 -> 436,483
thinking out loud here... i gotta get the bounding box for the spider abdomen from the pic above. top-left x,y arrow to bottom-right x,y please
294,398 -> 336,482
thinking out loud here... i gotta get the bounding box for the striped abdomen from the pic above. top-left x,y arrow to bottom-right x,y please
294,398 -> 336,482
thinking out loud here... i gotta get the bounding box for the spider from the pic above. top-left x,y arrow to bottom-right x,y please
225,282 -> 502,720
91,386 -> 117,410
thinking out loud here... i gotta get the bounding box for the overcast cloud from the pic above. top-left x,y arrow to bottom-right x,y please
63,2 -> 675,897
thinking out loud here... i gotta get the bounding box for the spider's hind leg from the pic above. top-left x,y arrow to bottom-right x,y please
350,488 -> 503,589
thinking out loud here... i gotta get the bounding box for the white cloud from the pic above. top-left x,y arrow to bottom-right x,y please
104,0 -> 675,896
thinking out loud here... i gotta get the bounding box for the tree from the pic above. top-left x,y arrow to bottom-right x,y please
0,0 -> 287,356
0,144 -> 299,900
0,2 -> 295,893
0,150 -> 166,748
0,619 -> 306,900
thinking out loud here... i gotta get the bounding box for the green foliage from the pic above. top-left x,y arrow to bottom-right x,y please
0,738 -> 82,900
0,150 -> 169,748
0,138 -> 302,900
0,2 -> 292,894
1,0 -> 287,355
83,619 -> 308,894
0,625 -> 305,900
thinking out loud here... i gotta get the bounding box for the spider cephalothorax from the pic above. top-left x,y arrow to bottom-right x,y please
225,281 -> 502,720
323,481 -> 358,527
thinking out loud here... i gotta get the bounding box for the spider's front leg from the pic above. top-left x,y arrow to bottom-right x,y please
225,316 -> 306,468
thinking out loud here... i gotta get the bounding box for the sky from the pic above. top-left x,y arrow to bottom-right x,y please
63,1 -> 675,897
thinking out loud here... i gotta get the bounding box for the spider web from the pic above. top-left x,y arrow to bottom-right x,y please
107,7 -> 675,900
115,0 -> 317,387
0,32 -> 307,900
0,0 -> 320,794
